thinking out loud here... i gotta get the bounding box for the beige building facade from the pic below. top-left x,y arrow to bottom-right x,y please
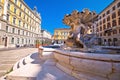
41,30 -> 52,45
94,0 -> 120,46
0,0 -> 41,48
54,28 -> 70,44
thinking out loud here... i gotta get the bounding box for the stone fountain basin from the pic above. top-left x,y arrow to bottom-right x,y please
38,46 -> 120,80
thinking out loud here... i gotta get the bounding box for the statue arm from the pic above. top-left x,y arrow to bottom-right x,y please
68,33 -> 73,38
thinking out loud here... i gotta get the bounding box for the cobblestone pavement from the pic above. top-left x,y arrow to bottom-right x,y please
0,48 -> 38,77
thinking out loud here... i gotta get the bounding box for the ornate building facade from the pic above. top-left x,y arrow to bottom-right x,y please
0,0 -> 41,48
95,0 -> 120,46
41,30 -> 52,45
54,28 -> 70,44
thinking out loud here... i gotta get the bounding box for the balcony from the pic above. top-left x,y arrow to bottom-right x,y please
104,28 -> 112,33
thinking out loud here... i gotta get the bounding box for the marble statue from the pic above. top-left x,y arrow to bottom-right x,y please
63,9 -> 97,48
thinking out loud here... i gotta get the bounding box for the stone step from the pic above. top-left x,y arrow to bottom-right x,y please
18,58 -> 25,68
24,54 -> 34,64
12,59 -> 24,71
24,53 -> 44,64
12,54 -> 34,71
0,76 -> 6,80
0,71 -> 6,77
5,53 -> 77,80
6,60 -> 77,80
13,61 -> 19,70
6,64 -> 41,80
22,59 -> 26,65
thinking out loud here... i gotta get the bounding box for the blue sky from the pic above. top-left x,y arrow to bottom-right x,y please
24,0 -> 114,35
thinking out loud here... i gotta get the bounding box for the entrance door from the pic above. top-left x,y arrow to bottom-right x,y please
108,39 -> 111,46
98,38 -> 102,45
4,37 -> 7,47
113,38 -> 118,46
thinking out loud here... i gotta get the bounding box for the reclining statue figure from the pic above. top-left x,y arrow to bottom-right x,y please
63,9 -> 97,48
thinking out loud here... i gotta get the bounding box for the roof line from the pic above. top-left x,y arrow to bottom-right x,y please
98,0 -> 116,15
20,0 -> 41,19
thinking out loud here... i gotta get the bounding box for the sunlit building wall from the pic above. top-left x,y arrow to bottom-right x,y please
95,0 -> 120,46
0,0 -> 41,48
54,28 -> 70,44
41,30 -> 52,45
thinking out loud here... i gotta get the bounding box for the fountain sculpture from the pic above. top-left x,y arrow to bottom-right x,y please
5,9 -> 120,80
63,9 -> 97,49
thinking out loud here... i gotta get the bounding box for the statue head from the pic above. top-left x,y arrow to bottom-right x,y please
63,9 -> 97,30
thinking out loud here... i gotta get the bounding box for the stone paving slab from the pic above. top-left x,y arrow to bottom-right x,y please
0,64 -> 13,71
0,72 -> 5,77
1,61 -> 16,64
0,57 -> 18,60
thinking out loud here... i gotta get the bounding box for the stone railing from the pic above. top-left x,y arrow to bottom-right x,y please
38,47 -> 120,80
38,46 -> 55,60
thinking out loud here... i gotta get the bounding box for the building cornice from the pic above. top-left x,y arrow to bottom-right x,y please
20,0 -> 41,20
98,0 -> 116,15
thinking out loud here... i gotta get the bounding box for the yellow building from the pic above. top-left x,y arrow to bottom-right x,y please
0,0 -> 41,48
95,0 -> 120,46
54,28 -> 70,44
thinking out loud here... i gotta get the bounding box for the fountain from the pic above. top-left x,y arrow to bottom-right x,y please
37,9 -> 120,80
62,9 -> 97,51
62,9 -> 120,54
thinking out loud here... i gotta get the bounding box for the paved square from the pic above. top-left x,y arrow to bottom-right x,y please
0,48 -> 38,77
